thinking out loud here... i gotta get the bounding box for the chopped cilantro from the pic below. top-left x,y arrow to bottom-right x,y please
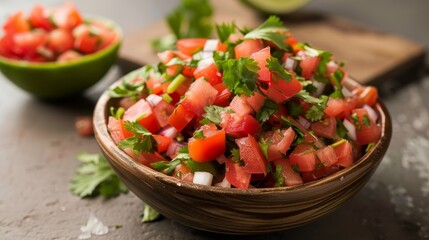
244,16 -> 289,50
336,118 -> 349,139
218,57 -> 260,96
266,57 -> 292,82
231,148 -> 244,166
256,99 -> 278,123
151,159 -> 181,175
365,142 -> 376,152
201,105 -> 228,125
109,66 -> 153,99
363,114 -> 371,126
110,106 -> 125,119
193,129 -> 205,139
291,164 -> 301,174
285,101 -> 304,118
330,69 -> 344,99
216,22 -> 236,43
70,152 -> 128,198
281,116 -> 305,146
273,165 -> 285,187
258,138 -> 270,160
304,95 -> 329,122
351,113 -> 362,131
118,121 -> 157,154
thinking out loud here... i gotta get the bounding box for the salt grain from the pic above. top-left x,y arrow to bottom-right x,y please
78,213 -> 109,240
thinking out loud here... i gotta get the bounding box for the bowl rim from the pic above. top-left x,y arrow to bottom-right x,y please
93,76 -> 392,196
0,15 -> 123,69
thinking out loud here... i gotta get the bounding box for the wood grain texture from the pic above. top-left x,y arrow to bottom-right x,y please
119,0 -> 425,86
93,78 -> 392,234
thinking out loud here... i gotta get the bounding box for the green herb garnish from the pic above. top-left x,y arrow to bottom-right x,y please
244,16 -> 289,50
141,205 -> 161,223
118,121 -> 157,154
266,57 -> 292,82
256,99 -> 278,123
219,57 -> 260,96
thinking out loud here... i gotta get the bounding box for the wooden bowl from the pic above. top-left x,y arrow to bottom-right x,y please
0,16 -> 121,99
93,78 -> 392,234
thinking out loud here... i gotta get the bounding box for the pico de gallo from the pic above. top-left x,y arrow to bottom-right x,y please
107,16 -> 381,189
0,3 -> 118,62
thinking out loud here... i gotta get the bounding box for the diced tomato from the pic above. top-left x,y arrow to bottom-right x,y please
176,38 -> 207,56
212,83 -> 232,107
234,39 -> 264,59
250,46 -> 271,82
353,86 -> 378,107
123,148 -> 166,167
52,3 -> 82,30
123,99 -> 160,133
268,105 -> 288,127
188,124 -> 226,162
46,29 -> 74,54
245,92 -> 265,112
300,56 -> 320,80
153,135 -> 172,153
29,5 -> 55,31
351,108 -> 381,145
11,30 -> 47,57
289,144 -> 317,172
168,104 -> 195,131
230,95 -> 253,116
262,76 -> 302,104
57,50 -> 81,62
3,11 -> 30,34
73,24 -> 99,54
324,97 -> 357,119
334,140 -> 353,167
221,112 -> 260,138
235,135 -> 267,175
225,159 -> 251,189
273,159 -> 303,186
0,35 -> 15,58
263,128 -> 295,161
107,116 -> 133,144
75,116 -> 94,137
180,78 -> 218,116
193,58 -> 222,85
153,100 -> 175,128
311,117 -> 336,139
315,146 -> 338,167
173,163 -> 194,182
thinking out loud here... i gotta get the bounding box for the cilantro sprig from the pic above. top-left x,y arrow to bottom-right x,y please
109,66 -> 153,99
70,153 -> 128,198
218,57 -> 260,96
201,105 -> 229,125
256,99 -> 278,123
244,16 -> 289,50
118,121 -> 157,154
266,57 -> 292,82
296,90 -> 329,122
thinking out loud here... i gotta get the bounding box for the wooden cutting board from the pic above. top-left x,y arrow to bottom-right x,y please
119,0 -> 426,88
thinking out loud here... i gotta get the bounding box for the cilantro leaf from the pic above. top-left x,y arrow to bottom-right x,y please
281,116 -> 305,146
151,159 -> 181,175
109,66 -> 152,99
118,121 -> 157,154
351,113 -> 362,131
193,129 -> 205,139
231,148 -> 244,166
244,16 -> 289,50
70,152 -> 128,198
336,118 -> 349,139
330,69 -> 344,99
273,165 -> 285,187
258,138 -> 270,160
141,205 -> 161,223
256,99 -> 278,123
363,114 -> 371,126
285,101 -> 304,118
219,57 -> 260,96
216,22 -> 236,43
266,57 -> 292,82
201,105 -> 228,125
110,106 -> 125,119
291,164 -> 301,174
304,95 -> 328,122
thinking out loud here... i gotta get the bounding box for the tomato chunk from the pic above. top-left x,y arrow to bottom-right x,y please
263,128 -> 295,161
123,99 -> 160,133
235,135 -> 267,175
225,159 -> 251,189
153,100 -> 175,128
230,95 -> 253,116
311,118 -> 336,139
334,140 -> 353,167
273,159 -> 303,186
168,104 -> 195,132
262,76 -> 302,104
351,108 -> 381,145
107,116 -> 133,144
244,92 -> 265,113
250,46 -> 271,82
153,135 -> 173,153
29,5 -> 55,31
194,58 -> 222,85
324,97 -> 357,119
234,39 -> 263,59
3,11 -> 31,34
289,144 -> 317,172
188,124 -> 226,162
181,78 -> 218,116
300,56 -> 320,80
221,112 -> 260,138
177,38 -> 207,56
315,146 -> 338,167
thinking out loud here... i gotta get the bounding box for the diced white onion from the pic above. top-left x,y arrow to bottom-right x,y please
296,50 -> 306,58
166,141 -> 185,157
215,177 -> 231,188
203,39 -> 219,52
197,57 -> 214,68
216,155 -> 227,164
363,104 -> 378,122
284,57 -> 297,70
341,86 -> 354,98
146,94 -> 162,106
343,119 -> 357,141
159,126 -> 178,139
193,172 -> 213,186
298,116 -> 311,129
312,80 -> 326,96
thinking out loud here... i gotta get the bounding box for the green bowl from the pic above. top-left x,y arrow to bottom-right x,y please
0,16 -> 122,99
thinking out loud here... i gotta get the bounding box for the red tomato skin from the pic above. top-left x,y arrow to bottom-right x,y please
221,112 -> 260,138
273,159 -> 303,186
351,108 -> 381,145
262,76 -> 302,104
73,24 -> 99,54
153,101 -> 175,128
234,39 -> 264,59
334,140 -> 353,167
225,159 -> 251,189
29,5 -> 54,31
263,128 -> 295,161
153,135 -> 173,153
230,95 -> 253,116
107,116 -> 133,144
212,83 -> 232,107
193,59 -> 222,85
324,97 -> 357,119
300,56 -> 320,80
250,46 -> 272,82
181,78 -> 218,116
46,29 -> 74,53
311,118 -> 337,139
315,146 -> 338,167
57,50 -> 81,62
53,3 -> 82,30
168,104 -> 195,132
177,38 -> 207,56
353,86 -> 378,107
11,30 -> 47,57
245,92 -> 265,113
235,135 -> 267,175
289,144 -> 317,172
123,148 -> 166,168
188,124 -> 226,162
123,99 -> 160,133
75,116 -> 94,137
3,11 -> 30,34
